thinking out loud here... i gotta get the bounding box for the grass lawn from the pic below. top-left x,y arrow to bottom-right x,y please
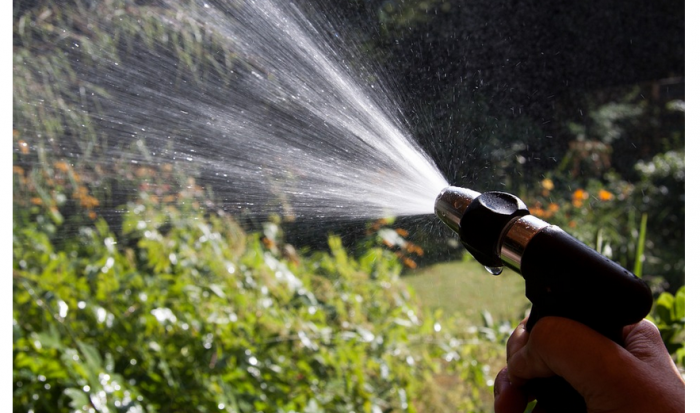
403,259 -> 530,325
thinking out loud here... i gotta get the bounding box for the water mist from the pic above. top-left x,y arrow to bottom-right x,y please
20,0 -> 448,221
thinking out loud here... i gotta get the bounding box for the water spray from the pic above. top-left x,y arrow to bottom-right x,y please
435,186 -> 653,411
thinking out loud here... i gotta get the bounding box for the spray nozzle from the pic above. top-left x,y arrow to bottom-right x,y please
434,186 -> 480,233
433,185 -> 653,412
435,186 -> 529,269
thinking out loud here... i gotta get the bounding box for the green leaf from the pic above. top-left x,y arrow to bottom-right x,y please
674,286 -> 685,320
654,292 -> 675,324
36,324 -> 63,350
675,347 -> 685,366
64,388 -> 89,410
77,341 -> 103,373
210,284 -> 226,298
633,213 -> 647,277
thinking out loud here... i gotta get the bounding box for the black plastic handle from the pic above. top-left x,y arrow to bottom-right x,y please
518,225 -> 653,412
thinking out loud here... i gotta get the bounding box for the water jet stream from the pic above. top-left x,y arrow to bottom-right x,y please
45,0 -> 449,221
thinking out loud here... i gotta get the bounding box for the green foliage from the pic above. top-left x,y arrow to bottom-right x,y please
13,162 -> 502,413
523,147 -> 684,291
633,213 -> 647,278
648,287 -> 685,367
530,86 -> 685,290
567,89 -> 645,146
13,2 -> 684,410
14,0 -> 246,165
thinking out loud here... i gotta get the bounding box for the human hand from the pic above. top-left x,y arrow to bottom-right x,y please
494,316 -> 684,413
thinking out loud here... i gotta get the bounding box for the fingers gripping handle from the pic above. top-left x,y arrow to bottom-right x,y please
522,309 -> 590,412
519,226 -> 653,411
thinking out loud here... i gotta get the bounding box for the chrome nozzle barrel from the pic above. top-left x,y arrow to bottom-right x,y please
434,186 -> 481,234
434,186 -> 540,271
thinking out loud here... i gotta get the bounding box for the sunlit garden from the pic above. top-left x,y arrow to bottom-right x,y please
13,1 -> 684,412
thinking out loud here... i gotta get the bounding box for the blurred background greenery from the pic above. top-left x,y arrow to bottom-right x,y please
13,0 -> 684,412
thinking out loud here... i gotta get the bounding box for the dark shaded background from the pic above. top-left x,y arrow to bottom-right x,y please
286,0 -> 684,264
336,0 -> 684,181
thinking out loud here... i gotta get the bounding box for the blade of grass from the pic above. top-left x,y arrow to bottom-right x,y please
633,213 -> 648,277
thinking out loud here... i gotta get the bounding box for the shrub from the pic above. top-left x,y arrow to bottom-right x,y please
13,161 -> 501,413
648,286 -> 685,368
523,149 -> 684,292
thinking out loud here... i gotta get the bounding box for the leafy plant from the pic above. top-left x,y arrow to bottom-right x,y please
14,160 -> 502,413
648,287 -> 685,368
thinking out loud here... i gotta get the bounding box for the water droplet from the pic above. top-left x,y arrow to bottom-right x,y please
484,266 -> 503,275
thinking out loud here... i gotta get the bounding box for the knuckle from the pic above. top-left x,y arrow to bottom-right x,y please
529,316 -> 559,342
632,319 -> 663,343
506,322 -> 530,360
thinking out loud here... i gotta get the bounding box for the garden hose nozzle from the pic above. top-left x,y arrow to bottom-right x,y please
434,186 -> 653,412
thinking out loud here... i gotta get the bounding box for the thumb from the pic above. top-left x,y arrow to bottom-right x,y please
506,316 -> 642,401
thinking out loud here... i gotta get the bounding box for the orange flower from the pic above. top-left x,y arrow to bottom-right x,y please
18,140 -> 29,154
568,220 -> 577,228
136,167 -> 153,178
530,202 -> 552,218
54,161 -> 70,172
572,189 -> 588,201
547,203 -> 560,213
395,228 -> 409,237
541,178 -> 554,196
542,178 -> 554,190
262,237 -> 275,249
405,242 -> 424,256
370,218 -> 388,232
402,257 -> 417,269
88,211 -> 97,220
75,186 -> 88,197
598,189 -> 614,201
572,189 -> 588,208
530,206 -> 547,218
31,197 -> 42,205
12,166 -> 24,175
85,196 -> 100,208
73,186 -> 100,208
